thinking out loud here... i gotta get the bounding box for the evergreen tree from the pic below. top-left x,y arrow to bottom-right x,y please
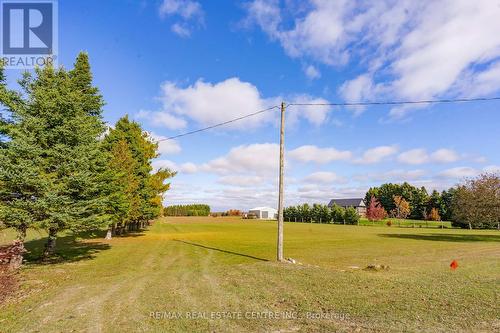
0,54 -> 109,257
103,116 -> 175,231
344,207 -> 359,225
104,139 -> 140,237
330,204 -> 345,223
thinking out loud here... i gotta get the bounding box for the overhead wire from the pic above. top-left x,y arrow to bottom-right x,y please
155,96 -> 500,142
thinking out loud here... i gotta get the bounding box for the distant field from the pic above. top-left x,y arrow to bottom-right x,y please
1,217 -> 499,332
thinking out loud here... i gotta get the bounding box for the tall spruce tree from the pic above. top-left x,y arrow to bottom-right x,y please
103,116 -> 175,233
104,139 -> 141,237
0,53 -> 109,257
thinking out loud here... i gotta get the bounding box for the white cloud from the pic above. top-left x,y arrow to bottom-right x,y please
355,145 -> 398,164
398,148 -> 460,164
289,145 -> 352,164
159,0 -> 203,20
430,149 -> 459,163
397,148 -> 429,165
147,132 -> 181,155
294,184 -> 366,203
136,110 -> 187,130
338,74 -> 383,115
153,159 -> 198,174
339,74 -> 375,102
304,65 -> 321,80
354,169 -> 425,183
203,143 -> 279,176
140,78 -> 333,131
303,171 -> 346,184
171,23 -> 191,38
286,95 -> 332,126
246,0 -> 500,117
159,78 -> 271,129
439,166 -> 477,179
246,0 -> 350,65
217,175 -> 265,187
159,0 -> 204,37
471,61 -> 500,97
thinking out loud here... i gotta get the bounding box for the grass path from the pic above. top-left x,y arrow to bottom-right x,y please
1,217 -> 499,332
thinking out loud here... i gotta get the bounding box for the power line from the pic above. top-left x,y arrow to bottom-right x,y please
155,96 -> 500,141
287,96 -> 500,107
156,106 -> 279,142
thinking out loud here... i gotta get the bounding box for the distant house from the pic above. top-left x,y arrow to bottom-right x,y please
328,198 -> 366,217
248,207 -> 278,220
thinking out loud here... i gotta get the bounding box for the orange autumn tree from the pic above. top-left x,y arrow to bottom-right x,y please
392,195 -> 411,219
428,207 -> 441,221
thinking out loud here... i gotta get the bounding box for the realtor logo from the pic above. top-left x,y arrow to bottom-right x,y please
1,0 -> 58,68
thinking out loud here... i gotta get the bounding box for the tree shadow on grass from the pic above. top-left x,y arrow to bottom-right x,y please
3,228 -> 147,267
378,233 -> 500,242
21,228 -> 146,264
174,239 -> 269,262
23,234 -> 111,264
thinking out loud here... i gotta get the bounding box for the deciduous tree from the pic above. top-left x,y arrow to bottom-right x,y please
392,195 -> 410,219
452,174 -> 500,229
366,196 -> 387,221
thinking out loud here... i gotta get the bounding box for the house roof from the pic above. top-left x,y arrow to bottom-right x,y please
249,207 -> 277,211
328,198 -> 365,207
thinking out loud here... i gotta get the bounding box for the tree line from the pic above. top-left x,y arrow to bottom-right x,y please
366,175 -> 499,229
164,204 -> 210,216
0,53 -> 175,258
283,174 -> 499,229
283,203 -> 359,224
365,182 -> 454,221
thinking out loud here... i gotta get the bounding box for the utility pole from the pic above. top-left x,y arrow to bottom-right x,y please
277,102 -> 285,262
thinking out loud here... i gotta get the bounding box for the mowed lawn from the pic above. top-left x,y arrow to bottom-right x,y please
1,217 -> 499,332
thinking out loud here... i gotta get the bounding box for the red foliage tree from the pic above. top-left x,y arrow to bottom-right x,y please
367,196 -> 388,221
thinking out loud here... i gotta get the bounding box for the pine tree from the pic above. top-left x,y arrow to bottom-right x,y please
0,53 -> 109,257
104,139 -> 140,238
103,116 -> 175,232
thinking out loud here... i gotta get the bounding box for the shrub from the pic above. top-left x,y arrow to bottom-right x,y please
386,220 -> 392,227
344,207 -> 359,225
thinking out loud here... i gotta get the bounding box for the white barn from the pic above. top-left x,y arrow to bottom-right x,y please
248,207 -> 278,220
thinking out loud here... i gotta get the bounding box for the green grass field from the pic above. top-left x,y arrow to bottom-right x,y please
1,217 -> 499,332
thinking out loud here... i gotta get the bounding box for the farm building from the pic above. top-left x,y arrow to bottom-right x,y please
248,207 -> 278,220
328,198 -> 367,217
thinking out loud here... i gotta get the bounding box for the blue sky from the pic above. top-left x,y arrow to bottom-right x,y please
5,0 -> 500,210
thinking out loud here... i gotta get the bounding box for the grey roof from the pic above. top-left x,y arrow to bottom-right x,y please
328,198 -> 365,207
